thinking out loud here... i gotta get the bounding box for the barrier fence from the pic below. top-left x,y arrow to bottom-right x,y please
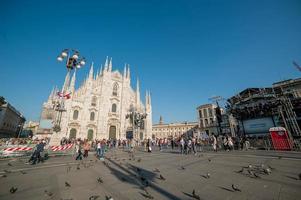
0,144 -> 74,158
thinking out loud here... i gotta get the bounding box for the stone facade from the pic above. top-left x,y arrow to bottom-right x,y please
40,57 -> 152,143
152,116 -> 198,138
0,100 -> 26,138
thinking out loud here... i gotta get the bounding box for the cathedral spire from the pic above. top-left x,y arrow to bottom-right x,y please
95,68 -> 99,79
104,56 -> 109,71
62,71 -> 71,93
99,64 -> 103,76
88,62 -> 94,80
70,70 -> 76,93
123,63 -> 127,78
48,86 -> 55,101
127,64 -> 130,79
136,78 -> 140,109
148,91 -> 152,107
108,57 -> 112,72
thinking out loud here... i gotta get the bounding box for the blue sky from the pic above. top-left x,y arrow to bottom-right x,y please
0,0 -> 301,124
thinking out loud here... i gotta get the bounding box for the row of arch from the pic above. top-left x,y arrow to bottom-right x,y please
69,126 -> 117,140
72,103 -> 118,121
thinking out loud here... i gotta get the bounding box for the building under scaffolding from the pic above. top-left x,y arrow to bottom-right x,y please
226,78 -> 301,138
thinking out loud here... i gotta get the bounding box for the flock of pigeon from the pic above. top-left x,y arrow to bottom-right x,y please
1,152 -> 301,200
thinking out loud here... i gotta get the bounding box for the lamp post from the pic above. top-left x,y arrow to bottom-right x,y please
53,49 -> 86,132
126,107 -> 147,146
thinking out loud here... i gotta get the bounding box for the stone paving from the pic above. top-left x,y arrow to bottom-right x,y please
0,148 -> 300,200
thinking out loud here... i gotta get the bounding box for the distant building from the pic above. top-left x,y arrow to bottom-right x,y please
0,98 -> 26,138
152,116 -> 198,138
196,103 -> 222,136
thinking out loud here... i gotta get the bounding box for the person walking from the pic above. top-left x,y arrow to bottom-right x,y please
96,140 -> 102,158
28,140 -> 45,165
76,142 -> 83,160
212,135 -> 217,152
147,138 -> 152,153
180,137 -> 185,154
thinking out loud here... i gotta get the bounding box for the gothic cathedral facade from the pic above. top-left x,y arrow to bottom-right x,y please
40,57 -> 152,142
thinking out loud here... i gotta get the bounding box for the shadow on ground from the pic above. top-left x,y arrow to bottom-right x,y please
105,156 -> 183,200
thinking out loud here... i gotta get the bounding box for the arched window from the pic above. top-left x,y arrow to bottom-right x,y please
90,112 -> 95,121
112,104 -> 117,112
91,96 -> 97,106
69,128 -> 77,139
73,110 -> 79,120
112,83 -> 118,96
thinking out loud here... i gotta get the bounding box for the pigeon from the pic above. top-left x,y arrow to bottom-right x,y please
253,173 -> 261,179
20,171 -> 27,174
105,195 -> 114,200
248,164 -> 252,168
10,187 -> 18,194
1,174 -> 7,178
65,181 -> 71,187
192,189 -> 201,200
89,195 -> 100,200
44,190 -> 53,197
208,158 -> 211,162
154,168 -> 160,173
181,166 -> 185,170
137,158 -> 142,162
247,169 -> 254,176
159,174 -> 166,180
97,177 -> 103,183
264,168 -> 271,175
140,176 -> 146,182
236,168 -> 244,173
141,191 -> 154,199
232,184 -> 241,192
8,163 -> 12,166
206,173 -> 210,179
76,164 -> 80,170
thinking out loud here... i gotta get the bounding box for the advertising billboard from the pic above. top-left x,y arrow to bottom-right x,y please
243,117 -> 274,135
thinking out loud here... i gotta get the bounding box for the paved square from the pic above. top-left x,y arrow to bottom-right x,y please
0,149 -> 301,200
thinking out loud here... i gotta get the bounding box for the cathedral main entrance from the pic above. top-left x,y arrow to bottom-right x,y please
109,126 -> 117,139
69,128 -> 77,139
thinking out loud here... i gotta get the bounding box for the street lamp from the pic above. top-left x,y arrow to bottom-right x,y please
53,49 -> 86,132
56,49 -> 86,70
126,107 -> 147,146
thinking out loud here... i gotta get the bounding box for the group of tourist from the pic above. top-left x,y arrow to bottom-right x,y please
139,134 -> 251,154
18,133 -> 252,165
